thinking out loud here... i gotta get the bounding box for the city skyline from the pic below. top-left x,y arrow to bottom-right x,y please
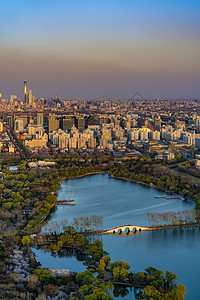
1,0 -> 200,99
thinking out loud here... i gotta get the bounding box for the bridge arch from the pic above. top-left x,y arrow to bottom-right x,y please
102,225 -> 150,235
124,227 -> 130,234
117,228 -> 122,235
132,227 -> 136,233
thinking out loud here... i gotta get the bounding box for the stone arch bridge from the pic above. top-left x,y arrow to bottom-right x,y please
101,225 -> 150,235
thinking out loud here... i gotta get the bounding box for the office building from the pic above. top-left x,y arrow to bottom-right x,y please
37,113 -> 44,126
63,116 -> 75,131
28,90 -> 33,105
48,119 -> 59,132
24,81 -> 28,103
75,117 -> 85,131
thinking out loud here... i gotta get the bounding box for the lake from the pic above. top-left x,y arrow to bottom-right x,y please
35,174 -> 199,299
48,174 -> 194,229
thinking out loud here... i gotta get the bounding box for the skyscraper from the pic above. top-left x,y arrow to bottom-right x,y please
24,81 -> 28,103
37,113 -> 43,126
28,90 -> 33,105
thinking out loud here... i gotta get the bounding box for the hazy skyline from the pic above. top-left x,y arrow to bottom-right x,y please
1,0 -> 200,99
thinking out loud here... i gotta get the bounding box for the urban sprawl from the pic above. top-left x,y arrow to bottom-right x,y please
0,81 -> 200,168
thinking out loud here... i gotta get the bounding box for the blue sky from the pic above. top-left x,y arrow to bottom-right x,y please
0,0 -> 200,98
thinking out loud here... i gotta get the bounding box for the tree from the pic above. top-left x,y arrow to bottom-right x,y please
22,236 -> 33,246
97,256 -> 111,277
98,259 -> 106,276
77,269 -> 114,300
112,267 -> 120,281
33,269 -> 53,285
164,271 -> 177,289
110,261 -> 130,282
87,240 -> 108,261
141,285 -> 161,300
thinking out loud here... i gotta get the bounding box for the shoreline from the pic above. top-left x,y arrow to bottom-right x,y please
62,171 -> 106,180
40,171 -> 105,227
108,174 -> 191,200
40,172 -> 195,233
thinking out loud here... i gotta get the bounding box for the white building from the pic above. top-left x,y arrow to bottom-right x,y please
14,118 -> 24,132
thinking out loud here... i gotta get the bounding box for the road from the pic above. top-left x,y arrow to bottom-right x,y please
4,124 -> 27,159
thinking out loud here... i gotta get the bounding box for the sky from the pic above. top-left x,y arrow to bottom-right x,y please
0,0 -> 200,99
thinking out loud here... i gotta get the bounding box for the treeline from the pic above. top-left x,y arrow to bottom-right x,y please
178,160 -> 200,179
72,215 -> 103,232
51,150 -> 113,178
147,209 -> 200,227
34,226 -> 187,300
42,219 -> 69,235
0,160 -> 61,236
42,215 -> 103,234
109,157 -> 200,209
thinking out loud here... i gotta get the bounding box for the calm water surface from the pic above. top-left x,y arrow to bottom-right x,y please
39,174 -> 199,300
32,248 -> 86,273
48,174 -> 194,228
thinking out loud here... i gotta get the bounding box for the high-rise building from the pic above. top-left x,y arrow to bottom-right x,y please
49,113 -> 55,121
88,137 -> 96,148
75,117 -> 85,131
154,118 -> 161,130
69,137 -> 77,149
78,137 -> 86,149
37,113 -> 44,126
48,119 -> 59,132
7,116 -> 15,129
19,115 -> 29,128
28,90 -> 33,105
100,138 -> 108,149
195,137 -> 200,150
63,116 -> 75,131
48,113 -> 59,132
24,81 -> 28,103
14,118 -> 24,132
10,95 -> 17,105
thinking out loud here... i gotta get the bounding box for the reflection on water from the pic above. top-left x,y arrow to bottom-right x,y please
113,286 -> 131,298
32,247 -> 86,273
100,228 -> 200,300
48,174 -> 195,229
50,248 -> 86,262
40,174 -> 198,300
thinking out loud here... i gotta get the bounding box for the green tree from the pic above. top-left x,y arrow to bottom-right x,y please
21,236 -> 33,246
77,269 -> 114,300
87,240 -> 108,261
110,261 -> 130,282
33,268 -> 53,285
